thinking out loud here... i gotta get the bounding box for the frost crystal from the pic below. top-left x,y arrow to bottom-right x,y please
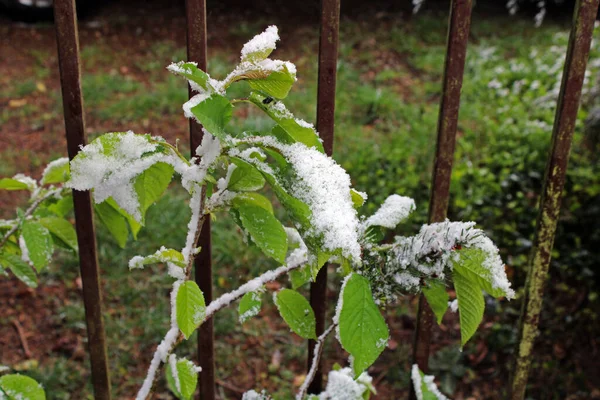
390,220 -> 514,298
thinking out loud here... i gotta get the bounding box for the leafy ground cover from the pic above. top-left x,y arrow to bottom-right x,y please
1,1 -> 599,399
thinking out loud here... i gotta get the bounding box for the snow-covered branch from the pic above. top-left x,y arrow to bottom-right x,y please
296,323 -> 336,400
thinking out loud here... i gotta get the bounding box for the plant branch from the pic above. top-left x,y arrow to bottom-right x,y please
137,257 -> 308,400
0,188 -> 62,249
296,323 -> 336,400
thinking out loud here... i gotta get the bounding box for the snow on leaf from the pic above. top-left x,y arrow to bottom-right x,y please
41,157 -> 70,185
67,132 -> 178,223
241,25 -> 279,62
0,174 -> 37,191
238,290 -> 263,323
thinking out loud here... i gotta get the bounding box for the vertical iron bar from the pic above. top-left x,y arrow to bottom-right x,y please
510,0 -> 600,398
185,1 -> 215,399
53,0 -> 111,398
307,0 -> 340,394
411,0 -> 472,395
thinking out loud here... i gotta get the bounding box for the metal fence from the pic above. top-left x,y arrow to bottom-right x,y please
50,0 -> 600,398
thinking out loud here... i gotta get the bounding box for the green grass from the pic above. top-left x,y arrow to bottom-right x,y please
3,10 -> 600,400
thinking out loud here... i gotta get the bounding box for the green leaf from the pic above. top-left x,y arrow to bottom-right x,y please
0,374 -> 46,400
231,193 -> 273,214
289,266 -> 312,289
238,290 -> 262,323
248,67 -> 296,99
168,61 -> 211,91
422,281 -> 449,325
453,268 -> 484,347
274,289 -> 316,339
0,179 -> 30,191
94,202 -> 129,248
21,221 -> 53,272
47,195 -> 73,217
176,281 -> 206,339
337,274 -> 389,376
189,94 -> 233,139
37,217 -> 78,252
0,254 -> 37,288
134,162 -> 174,225
41,158 -> 70,185
453,248 -> 507,298
233,202 -> 287,264
227,157 -> 266,192
350,189 -> 366,209
166,357 -> 198,400
249,92 -> 323,152
106,198 -> 142,240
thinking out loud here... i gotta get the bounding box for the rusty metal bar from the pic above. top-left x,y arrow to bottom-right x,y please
53,0 -> 111,399
307,0 -> 340,394
411,0 -> 473,389
510,0 -> 600,398
185,1 -> 215,399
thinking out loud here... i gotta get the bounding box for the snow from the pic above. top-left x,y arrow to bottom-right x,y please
169,354 -> 182,393
18,235 -> 31,266
295,118 -> 314,129
317,368 -> 373,399
240,25 -> 279,61
361,194 -> 415,231
183,92 -> 210,121
449,299 -> 458,313
333,274 -> 353,343
285,227 -> 309,269
411,364 -> 424,400
242,390 -> 269,400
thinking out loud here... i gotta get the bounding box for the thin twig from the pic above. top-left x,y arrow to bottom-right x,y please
216,378 -> 247,394
0,188 -> 62,249
11,319 -> 32,358
296,323 -> 336,400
